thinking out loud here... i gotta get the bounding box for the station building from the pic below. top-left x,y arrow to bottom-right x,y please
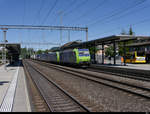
127,41 -> 150,63
60,35 -> 150,65
0,43 -> 20,64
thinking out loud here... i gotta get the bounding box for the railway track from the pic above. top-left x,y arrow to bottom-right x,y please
89,65 -> 150,82
23,60 -> 90,112
23,61 -> 50,112
31,59 -> 150,100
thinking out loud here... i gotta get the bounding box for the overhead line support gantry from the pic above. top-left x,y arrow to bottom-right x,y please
0,25 -> 88,69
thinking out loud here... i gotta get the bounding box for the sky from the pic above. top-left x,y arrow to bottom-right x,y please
0,0 -> 150,50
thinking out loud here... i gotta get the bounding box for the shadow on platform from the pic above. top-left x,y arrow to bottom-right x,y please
0,81 -> 9,86
6,60 -> 23,68
93,63 -> 127,66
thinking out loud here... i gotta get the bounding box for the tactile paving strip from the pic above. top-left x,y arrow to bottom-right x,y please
0,67 -> 19,112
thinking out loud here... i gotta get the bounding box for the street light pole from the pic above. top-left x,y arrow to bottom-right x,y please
2,28 -> 8,70
86,27 -> 88,41
68,30 -> 70,42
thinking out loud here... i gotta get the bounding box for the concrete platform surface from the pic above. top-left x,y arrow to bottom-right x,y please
0,63 -> 31,112
114,64 -> 150,71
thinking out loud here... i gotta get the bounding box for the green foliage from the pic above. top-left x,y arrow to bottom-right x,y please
129,26 -> 135,35
20,48 -> 35,59
88,46 -> 98,55
121,26 -> 135,35
50,47 -> 60,52
20,47 -> 51,59
0,50 -> 9,60
36,50 -> 43,55
119,26 -> 135,56
20,48 -> 27,59
118,42 -> 130,56
44,49 -> 49,54
118,42 -> 124,56
121,29 -> 127,35
105,45 -> 114,57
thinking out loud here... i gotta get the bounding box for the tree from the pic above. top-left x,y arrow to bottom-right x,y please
44,49 -> 49,54
105,45 -> 114,57
20,47 -> 35,59
36,50 -> 43,55
20,48 -> 28,59
121,26 -> 135,35
129,26 -> 135,35
88,46 -> 98,55
119,26 -> 135,56
121,29 -> 127,35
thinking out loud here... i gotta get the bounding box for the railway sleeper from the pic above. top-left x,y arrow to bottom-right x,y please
53,104 -> 79,109
52,103 -> 76,107
50,99 -> 72,103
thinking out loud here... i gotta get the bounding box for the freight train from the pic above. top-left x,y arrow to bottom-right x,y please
33,48 -> 91,67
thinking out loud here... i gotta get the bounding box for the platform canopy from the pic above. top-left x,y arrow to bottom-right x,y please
0,43 -> 20,54
0,43 -> 21,63
127,42 -> 150,47
61,35 -> 150,50
59,35 -> 150,65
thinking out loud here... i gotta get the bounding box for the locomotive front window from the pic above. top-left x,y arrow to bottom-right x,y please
79,51 -> 90,56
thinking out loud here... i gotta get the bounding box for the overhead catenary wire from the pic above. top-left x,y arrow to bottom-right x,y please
64,0 -> 89,17
74,0 -> 134,26
75,14 -> 150,41
87,0 -> 149,37
22,0 -> 26,24
35,0 -> 88,45
49,0 -> 77,25
98,1 -> 150,27
17,0 -> 150,50
33,0 -> 45,25
87,0 -> 147,27
72,0 -> 139,36
89,17 -> 150,38
41,0 -> 58,25
62,0 -> 77,14
73,0 -> 147,38
71,0 -> 107,23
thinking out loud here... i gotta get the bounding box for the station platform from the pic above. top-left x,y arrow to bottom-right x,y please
0,62 -> 31,112
92,63 -> 150,71
113,64 -> 150,71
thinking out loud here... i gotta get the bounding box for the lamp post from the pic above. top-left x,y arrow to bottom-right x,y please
2,28 -> 8,70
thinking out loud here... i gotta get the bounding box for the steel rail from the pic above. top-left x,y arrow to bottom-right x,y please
88,65 -> 150,82
23,61 -> 51,112
23,61 -> 54,112
24,60 -> 90,112
31,60 -> 150,100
